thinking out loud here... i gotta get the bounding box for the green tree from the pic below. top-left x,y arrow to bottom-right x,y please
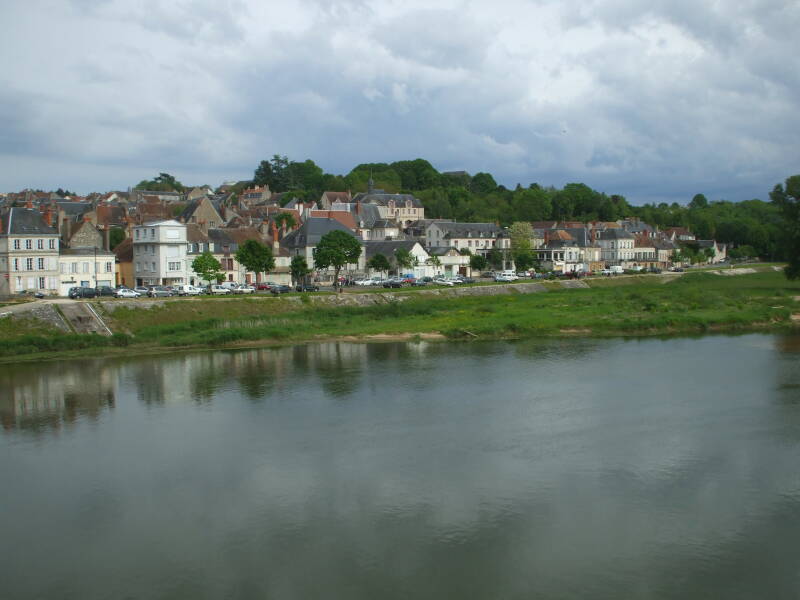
458,247 -> 472,256
234,239 -> 275,277
469,254 -> 487,272
394,248 -> 416,274
689,193 -> 709,209
513,250 -> 535,272
367,253 -> 391,277
273,212 -> 297,231
314,230 -> 362,290
290,255 -> 311,285
192,251 -> 223,284
470,172 -> 497,194
486,248 -> 504,270
109,227 -> 126,250
426,254 -> 442,275
770,174 -> 800,279
254,155 -> 290,191
135,172 -> 184,192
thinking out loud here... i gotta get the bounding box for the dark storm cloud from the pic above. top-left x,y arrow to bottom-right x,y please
0,0 -> 797,203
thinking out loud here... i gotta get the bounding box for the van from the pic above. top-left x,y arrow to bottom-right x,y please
209,285 -> 231,295
175,284 -> 202,296
501,270 -> 519,280
610,265 -> 624,274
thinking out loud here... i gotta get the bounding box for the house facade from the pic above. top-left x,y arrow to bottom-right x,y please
0,207 -> 61,296
132,220 -> 188,286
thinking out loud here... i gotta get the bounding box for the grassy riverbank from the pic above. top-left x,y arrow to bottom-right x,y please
1,271 -> 799,362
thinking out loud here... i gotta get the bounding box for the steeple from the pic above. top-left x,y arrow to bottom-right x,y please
368,170 -> 374,194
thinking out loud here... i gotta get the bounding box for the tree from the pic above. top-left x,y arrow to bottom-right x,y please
770,174 -> 800,279
689,193 -> 709,209
394,248 -> 416,275
458,247 -> 472,256
109,227 -> 126,250
513,250 -> 535,272
486,248 -> 504,270
234,239 -> 275,278
135,172 -> 183,192
273,212 -> 297,231
470,254 -> 487,272
509,221 -> 534,271
192,251 -> 223,284
290,255 -> 311,285
254,155 -> 290,191
426,254 -> 442,276
367,253 -> 391,277
471,172 -> 497,194
313,230 -> 362,290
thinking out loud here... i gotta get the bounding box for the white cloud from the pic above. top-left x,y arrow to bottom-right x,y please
0,0 -> 797,202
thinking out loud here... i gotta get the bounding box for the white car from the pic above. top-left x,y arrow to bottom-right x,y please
209,285 -> 231,295
175,285 -> 202,296
433,278 -> 454,286
114,288 -> 140,298
233,284 -> 255,294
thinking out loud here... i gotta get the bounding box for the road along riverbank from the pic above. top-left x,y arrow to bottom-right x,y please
1,270 -> 799,363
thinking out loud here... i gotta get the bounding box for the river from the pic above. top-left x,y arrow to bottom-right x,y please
1,334 -> 799,599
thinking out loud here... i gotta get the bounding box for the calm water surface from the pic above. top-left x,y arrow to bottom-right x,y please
2,334 -> 800,599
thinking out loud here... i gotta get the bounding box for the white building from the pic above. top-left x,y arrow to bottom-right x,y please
0,207 -> 60,296
597,229 -> 636,265
57,248 -> 116,296
133,220 -> 188,286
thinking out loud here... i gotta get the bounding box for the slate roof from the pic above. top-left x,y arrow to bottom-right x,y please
1,207 -> 58,236
433,222 -> 501,238
598,228 -> 635,240
57,201 -> 93,219
562,228 -> 592,246
363,240 -> 424,260
281,217 -> 360,249
60,247 -> 115,257
309,210 -> 357,230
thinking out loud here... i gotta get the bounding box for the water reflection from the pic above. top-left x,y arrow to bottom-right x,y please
0,359 -> 115,434
1,334 -> 799,599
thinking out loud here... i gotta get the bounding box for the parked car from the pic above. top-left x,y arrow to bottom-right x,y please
95,285 -> 115,297
256,282 -> 277,291
295,283 -> 320,292
114,288 -> 140,298
68,286 -> 98,299
134,286 -> 149,295
458,276 -> 476,284
175,284 -> 202,296
383,278 -> 404,288
494,273 -> 514,282
270,284 -> 292,295
147,286 -> 172,298
357,277 -> 384,287
410,279 -> 428,286
208,284 -> 231,295
232,284 -> 255,294
433,278 -> 454,286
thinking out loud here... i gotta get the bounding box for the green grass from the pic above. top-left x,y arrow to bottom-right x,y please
1,270 -> 798,362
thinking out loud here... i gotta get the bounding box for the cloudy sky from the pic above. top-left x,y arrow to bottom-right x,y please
1,0 -> 797,204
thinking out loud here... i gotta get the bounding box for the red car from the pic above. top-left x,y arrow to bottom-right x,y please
256,281 -> 276,291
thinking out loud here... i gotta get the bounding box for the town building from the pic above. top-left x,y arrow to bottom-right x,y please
0,206 -> 60,296
132,220 -> 188,287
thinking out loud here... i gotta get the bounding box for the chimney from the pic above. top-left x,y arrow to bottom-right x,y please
44,208 -> 52,227
271,220 -> 279,242
62,217 -> 71,243
103,226 -> 111,251
26,198 -> 33,209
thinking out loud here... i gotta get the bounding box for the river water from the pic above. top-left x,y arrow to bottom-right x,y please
1,334 -> 800,599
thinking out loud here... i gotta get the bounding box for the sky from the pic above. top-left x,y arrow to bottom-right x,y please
0,0 -> 797,204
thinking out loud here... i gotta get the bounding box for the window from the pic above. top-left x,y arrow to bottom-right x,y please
26,258 -> 33,270
49,239 -> 55,249
60,263 -> 66,274
151,262 -> 156,272
150,228 -> 155,238
83,262 -> 89,273
105,262 -> 112,273
168,261 -> 181,271
25,239 -> 32,249
38,277 -> 45,290
13,259 -> 19,271
37,239 -> 43,249
13,239 -> 20,249
71,263 -> 78,274
38,258 -> 44,270
136,229 -> 140,239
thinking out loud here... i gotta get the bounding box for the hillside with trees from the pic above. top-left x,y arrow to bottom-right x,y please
237,156 -> 794,263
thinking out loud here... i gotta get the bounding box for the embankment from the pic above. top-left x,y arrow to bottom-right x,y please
2,270 -> 798,363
